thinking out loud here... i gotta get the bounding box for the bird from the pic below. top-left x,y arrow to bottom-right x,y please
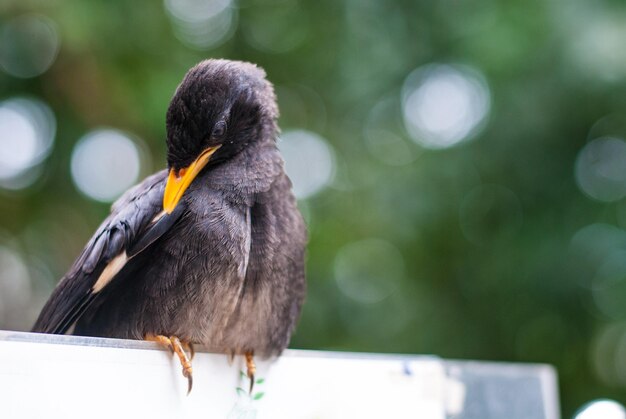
31,59 -> 307,394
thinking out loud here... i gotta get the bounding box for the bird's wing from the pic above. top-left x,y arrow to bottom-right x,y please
32,170 -> 185,335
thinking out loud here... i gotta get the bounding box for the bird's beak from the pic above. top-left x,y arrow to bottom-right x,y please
163,145 -> 221,214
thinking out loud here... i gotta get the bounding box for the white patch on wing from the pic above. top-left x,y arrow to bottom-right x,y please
92,251 -> 128,293
151,210 -> 166,225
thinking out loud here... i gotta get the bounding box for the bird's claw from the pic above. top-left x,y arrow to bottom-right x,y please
227,351 -> 236,366
249,373 -> 255,394
183,368 -> 193,395
146,334 -> 194,394
245,351 -> 256,394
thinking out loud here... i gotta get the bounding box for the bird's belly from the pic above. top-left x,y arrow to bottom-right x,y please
184,284 -> 275,356
139,257 -> 275,356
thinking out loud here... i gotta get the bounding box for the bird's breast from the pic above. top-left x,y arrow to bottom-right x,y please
155,192 -> 253,345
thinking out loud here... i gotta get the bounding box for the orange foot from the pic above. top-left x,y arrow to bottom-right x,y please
245,351 -> 256,394
146,334 -> 194,394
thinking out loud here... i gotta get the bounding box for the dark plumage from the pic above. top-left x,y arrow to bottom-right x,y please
32,60 -> 307,387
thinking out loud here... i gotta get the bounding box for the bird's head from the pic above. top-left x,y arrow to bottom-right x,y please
162,59 -> 278,213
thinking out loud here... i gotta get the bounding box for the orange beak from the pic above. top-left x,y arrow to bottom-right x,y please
163,145 -> 221,214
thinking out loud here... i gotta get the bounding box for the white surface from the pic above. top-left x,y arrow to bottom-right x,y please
0,331 -> 446,419
0,331 -> 559,419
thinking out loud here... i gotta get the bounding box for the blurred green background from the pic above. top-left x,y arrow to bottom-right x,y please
1,0 -> 626,416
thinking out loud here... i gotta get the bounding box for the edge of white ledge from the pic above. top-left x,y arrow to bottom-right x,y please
0,329 -> 441,360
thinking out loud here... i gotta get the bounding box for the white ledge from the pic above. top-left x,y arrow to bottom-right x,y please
0,330 -> 559,419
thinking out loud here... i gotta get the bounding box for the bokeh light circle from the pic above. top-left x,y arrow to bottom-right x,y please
70,129 -> 142,202
592,250 -> 626,319
279,129 -> 335,199
334,238 -> 405,304
575,400 -> 626,419
165,0 -> 230,22
590,322 -> 626,387
0,97 -> 56,189
164,0 -> 236,50
402,64 -> 490,149
570,223 -> 626,267
575,137 -> 626,202
0,14 -> 60,78
569,14 -> 626,83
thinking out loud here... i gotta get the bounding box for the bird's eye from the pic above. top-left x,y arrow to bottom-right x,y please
212,121 -> 227,139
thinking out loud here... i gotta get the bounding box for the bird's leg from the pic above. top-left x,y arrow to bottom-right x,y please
181,341 -> 195,361
245,351 -> 256,394
145,334 -> 194,394
145,333 -> 173,349
170,336 -> 194,394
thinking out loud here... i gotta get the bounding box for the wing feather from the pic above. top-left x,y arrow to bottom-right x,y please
32,170 -> 183,334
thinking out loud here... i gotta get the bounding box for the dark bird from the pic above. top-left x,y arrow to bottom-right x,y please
32,59 -> 307,393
